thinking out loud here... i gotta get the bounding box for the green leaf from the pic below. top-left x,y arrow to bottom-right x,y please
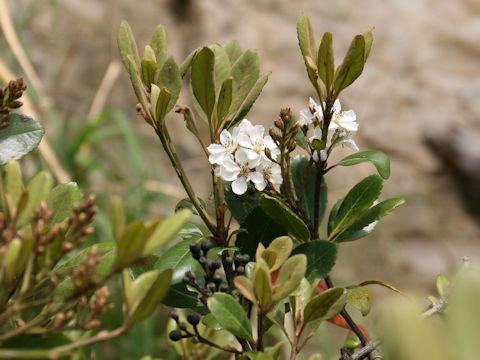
157,57 -> 182,113
292,241 -> 337,282
303,56 -> 321,95
125,54 -> 150,118
259,194 -> 310,242
154,236 -> 200,283
115,221 -> 147,269
333,197 -> 404,243
111,195 -> 126,240
5,160 -> 23,211
150,24 -> 167,68
46,182 -> 80,225
0,114 -> 44,165
152,86 -> 172,123
363,28 -> 374,62
175,197 -> 206,216
17,171 -> 53,227
273,255 -> 306,301
346,286 -> 371,316
202,313 -> 223,330
162,282 -> 200,308
288,155 -> 327,229
216,77 -> 233,124
254,260 -> 273,309
236,207 -> 287,257
328,175 -> 383,238
126,268 -> 172,328
297,14 -> 317,64
207,293 -> 254,342
142,209 -> 191,257
244,352 -> 274,360
224,40 -> 243,63
234,276 -> 256,303
210,44 -> 231,96
303,287 -> 347,325
290,277 -> 312,325
230,72 -> 270,128
334,35 -> 365,95
230,50 -> 260,115
141,59 -> 157,87
180,49 -> 198,78
118,20 -> 141,71
436,274 -> 450,297
318,32 -> 335,91
191,47 -> 216,120
266,236 -> 293,271
336,150 -> 391,179
224,183 -> 262,223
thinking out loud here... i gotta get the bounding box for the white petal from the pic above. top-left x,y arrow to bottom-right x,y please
312,150 -> 320,162
222,157 -> 240,172
333,99 -> 341,114
220,129 -> 232,146
250,125 -> 265,142
320,150 -> 328,161
342,137 -> 359,151
237,119 -> 253,134
207,143 -> 226,154
249,171 -> 265,184
339,110 -> 358,131
232,177 -> 248,195
299,108 -> 313,126
237,132 -> 253,148
220,167 -> 239,181
209,152 -> 227,165
309,126 -> 323,143
309,97 -> 317,110
235,148 -> 252,165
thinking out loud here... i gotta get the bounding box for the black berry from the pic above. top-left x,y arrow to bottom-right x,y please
169,330 -> 182,341
187,312 -> 201,326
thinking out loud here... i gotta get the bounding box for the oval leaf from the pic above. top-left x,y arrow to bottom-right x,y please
259,194 -> 310,242
334,35 -> 365,95
47,182 -> 80,225
303,287 -> 347,325
292,240 -> 337,282
328,175 -> 383,239
346,286 -> 371,316
207,293 -> 254,342
191,47 -> 216,120
273,254 -> 306,301
336,150 -> 390,179
318,32 -> 335,91
0,114 -> 44,165
17,171 -> 53,227
297,14 -> 317,64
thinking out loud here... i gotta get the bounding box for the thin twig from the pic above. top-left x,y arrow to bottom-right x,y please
339,341 -> 381,360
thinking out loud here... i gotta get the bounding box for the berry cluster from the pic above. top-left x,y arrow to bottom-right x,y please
168,310 -> 202,343
184,238 -> 251,304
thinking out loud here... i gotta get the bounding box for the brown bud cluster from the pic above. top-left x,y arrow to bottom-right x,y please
270,108 -> 298,157
81,286 -> 113,330
0,78 -> 27,129
31,203 -> 61,254
62,196 -> 96,253
72,245 -> 101,292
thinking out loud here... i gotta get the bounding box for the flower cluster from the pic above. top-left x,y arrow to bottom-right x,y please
207,119 -> 282,195
299,98 -> 359,162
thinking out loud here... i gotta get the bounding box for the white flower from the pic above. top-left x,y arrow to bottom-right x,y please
257,156 -> 282,188
218,148 -> 265,195
207,129 -> 238,165
330,99 -> 358,132
298,97 -> 321,126
237,123 -> 280,167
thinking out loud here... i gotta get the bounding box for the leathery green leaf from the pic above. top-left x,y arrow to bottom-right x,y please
334,35 -> 365,95
126,268 -> 172,328
224,40 -> 242,63
17,171 -> 53,227
363,27 -> 374,62
346,286 -> 371,316
157,57 -> 182,113
336,150 -> 390,179
142,209 -> 191,256
273,254 -> 306,301
115,221 -> 147,269
0,114 -> 44,165
259,194 -> 310,242
5,160 -> 23,212
150,24 -> 167,68
297,14 -> 317,64
290,278 -> 312,326
234,276 -> 256,303
210,44 -> 231,95
118,20 -> 140,70
191,47 -> 216,120
329,175 -> 383,238
333,197 -> 404,243
216,77 -> 233,125
266,236 -> 293,271
111,195 -> 126,240
318,32 -> 335,91
230,50 -> 259,115
207,293 -> 254,342
141,59 -> 157,87
292,240 -> 337,282
303,287 -> 347,325
46,182 -> 80,225
254,260 -> 273,309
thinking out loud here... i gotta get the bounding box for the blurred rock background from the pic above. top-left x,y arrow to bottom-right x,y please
2,0 -> 480,318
